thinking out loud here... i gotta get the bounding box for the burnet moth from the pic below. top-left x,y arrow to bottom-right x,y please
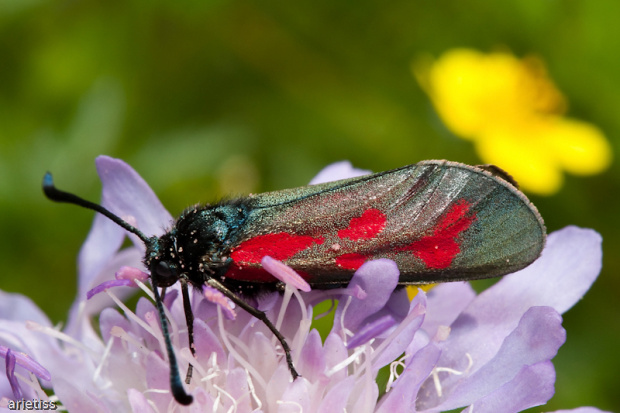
42,160 -> 545,405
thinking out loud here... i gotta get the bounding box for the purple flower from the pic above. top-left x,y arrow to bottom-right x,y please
0,156 -> 612,412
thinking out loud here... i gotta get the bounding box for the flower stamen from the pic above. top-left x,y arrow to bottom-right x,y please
216,306 -> 268,390
431,353 -> 474,397
26,321 -> 99,360
213,383 -> 238,413
246,372 -> 262,410
92,336 -> 115,384
338,296 -> 355,344
325,345 -> 366,377
385,356 -> 409,392
123,281 -> 183,348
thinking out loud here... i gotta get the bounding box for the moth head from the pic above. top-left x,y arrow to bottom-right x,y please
145,234 -> 183,288
42,171 -> 195,405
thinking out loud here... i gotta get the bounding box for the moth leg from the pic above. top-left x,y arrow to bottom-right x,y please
205,277 -> 300,380
180,277 -> 195,385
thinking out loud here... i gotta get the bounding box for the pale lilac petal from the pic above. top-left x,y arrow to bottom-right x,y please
323,333 -> 349,382
76,169 -> 150,309
0,293 -> 58,388
134,297 -> 169,351
376,343 -> 441,413
551,408 -> 614,413
145,352 -> 174,411
225,368 -> 254,413
190,387 -> 216,411
161,288 -> 179,310
261,256 -> 311,292
80,247 -> 143,302
193,318 -> 226,367
0,290 -> 52,326
480,226 -> 602,316
250,332 -> 280,377
99,307 -> 132,343
298,329 -> 325,381
53,377 -> 113,412
309,161 -> 372,185
0,292 -> 95,396
382,287 -> 412,324
423,306 -> 565,411
127,388 -> 156,413
66,246 -> 143,337
434,226 -> 601,382
95,155 -> 173,238
332,259 -> 400,333
422,282 -> 475,338
74,156 -> 171,333
372,292 -> 427,371
457,362 -> 556,413
0,318 -> 93,397
350,379 -> 378,413
262,365 -> 290,409
77,211 -> 126,299
317,376 -> 356,413
347,315 -> 395,349
278,377 -> 311,412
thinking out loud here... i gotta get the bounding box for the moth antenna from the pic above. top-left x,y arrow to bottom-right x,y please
43,172 -> 194,404
42,172 -> 152,245
151,277 -> 194,405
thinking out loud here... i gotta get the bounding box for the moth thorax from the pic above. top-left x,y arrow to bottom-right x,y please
177,204 -> 248,264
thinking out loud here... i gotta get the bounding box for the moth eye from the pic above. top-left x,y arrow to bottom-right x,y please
153,261 -> 178,286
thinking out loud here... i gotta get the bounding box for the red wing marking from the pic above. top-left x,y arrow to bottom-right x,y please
231,232 -> 325,264
338,209 -> 386,241
398,200 -> 476,269
335,253 -> 369,270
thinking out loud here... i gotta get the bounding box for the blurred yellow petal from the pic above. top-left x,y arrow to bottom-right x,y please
520,56 -> 567,116
416,49 -> 566,139
544,118 -> 612,175
407,284 -> 436,300
476,126 -> 564,195
415,48 -> 611,195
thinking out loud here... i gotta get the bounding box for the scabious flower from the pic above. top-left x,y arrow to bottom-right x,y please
0,156 -> 611,412
415,48 -> 612,195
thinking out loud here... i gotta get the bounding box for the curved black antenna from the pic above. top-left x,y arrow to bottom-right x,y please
151,276 -> 194,405
42,172 -> 152,244
42,172 -> 194,405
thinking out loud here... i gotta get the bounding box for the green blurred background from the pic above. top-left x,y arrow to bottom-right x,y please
1,1 -> 618,411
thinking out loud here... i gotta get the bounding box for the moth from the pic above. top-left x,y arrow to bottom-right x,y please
43,160 -> 545,405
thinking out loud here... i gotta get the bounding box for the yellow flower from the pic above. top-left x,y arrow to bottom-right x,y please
407,284 -> 435,300
415,48 -> 611,195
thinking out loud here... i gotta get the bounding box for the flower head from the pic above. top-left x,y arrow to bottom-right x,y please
415,48 -> 612,195
0,157 -> 611,412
